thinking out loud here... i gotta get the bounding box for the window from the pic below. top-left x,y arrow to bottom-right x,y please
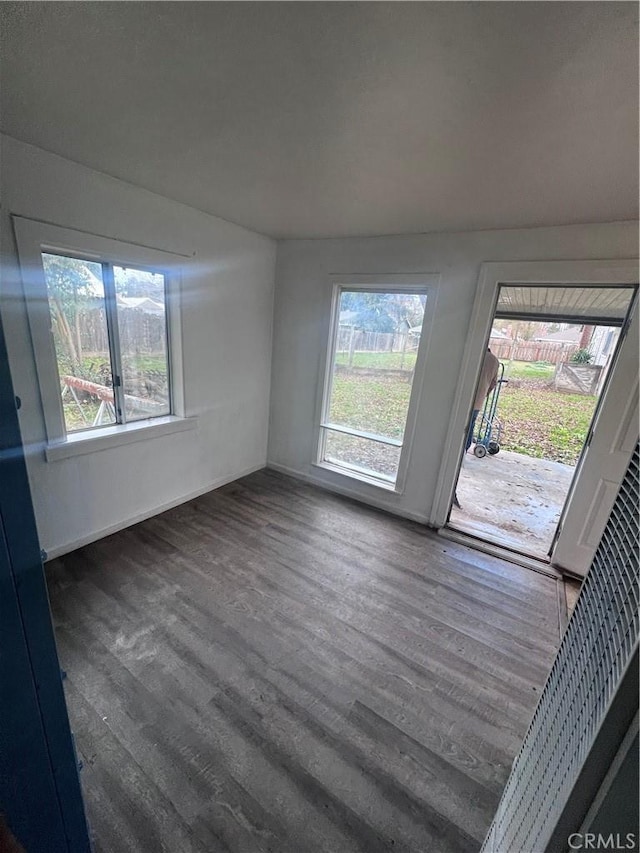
41,253 -> 170,433
318,284 -> 430,489
13,217 -> 190,457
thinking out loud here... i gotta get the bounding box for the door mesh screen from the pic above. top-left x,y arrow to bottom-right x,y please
482,444 -> 639,852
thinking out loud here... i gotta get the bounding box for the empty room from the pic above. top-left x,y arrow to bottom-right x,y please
1,3 -> 638,853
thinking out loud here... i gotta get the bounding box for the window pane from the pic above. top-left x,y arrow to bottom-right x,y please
114,266 -> 170,422
323,289 -> 426,483
323,430 -> 401,482
41,253 -> 116,433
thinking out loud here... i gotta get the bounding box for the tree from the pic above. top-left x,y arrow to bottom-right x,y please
42,254 -> 100,376
516,321 -> 538,341
503,320 -> 531,378
340,292 -> 423,333
114,266 -> 164,299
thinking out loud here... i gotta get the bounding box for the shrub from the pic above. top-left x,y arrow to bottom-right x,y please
570,348 -> 593,364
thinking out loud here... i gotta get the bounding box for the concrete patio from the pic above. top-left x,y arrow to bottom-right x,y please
449,449 -> 575,558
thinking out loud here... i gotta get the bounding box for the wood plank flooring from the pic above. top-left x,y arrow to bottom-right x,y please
46,469 -> 563,853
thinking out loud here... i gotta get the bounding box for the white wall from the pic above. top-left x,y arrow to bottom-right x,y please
1,135 -> 276,557
268,222 -> 638,523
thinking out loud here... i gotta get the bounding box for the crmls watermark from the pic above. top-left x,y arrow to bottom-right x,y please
568,834 -> 637,850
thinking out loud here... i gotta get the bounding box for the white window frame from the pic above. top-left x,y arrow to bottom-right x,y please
315,274 -> 439,493
13,216 -> 196,460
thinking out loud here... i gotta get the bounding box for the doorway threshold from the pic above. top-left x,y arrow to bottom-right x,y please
439,525 -> 562,580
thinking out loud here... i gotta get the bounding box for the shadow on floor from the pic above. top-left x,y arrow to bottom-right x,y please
450,449 -> 575,558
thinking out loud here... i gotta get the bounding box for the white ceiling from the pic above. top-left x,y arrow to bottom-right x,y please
1,2 -> 637,239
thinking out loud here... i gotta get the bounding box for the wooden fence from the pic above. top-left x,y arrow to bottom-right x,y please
79,307 -> 166,354
336,328 -> 578,367
554,363 -> 603,395
489,341 -> 579,365
336,326 -> 411,355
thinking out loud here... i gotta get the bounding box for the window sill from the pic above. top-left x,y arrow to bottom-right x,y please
313,461 -> 401,493
44,416 -> 198,462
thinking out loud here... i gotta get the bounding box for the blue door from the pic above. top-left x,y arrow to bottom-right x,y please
0,312 -> 91,851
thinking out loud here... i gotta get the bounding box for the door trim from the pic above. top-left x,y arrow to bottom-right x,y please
429,259 -> 639,528
549,293 -> 638,558
550,296 -> 639,575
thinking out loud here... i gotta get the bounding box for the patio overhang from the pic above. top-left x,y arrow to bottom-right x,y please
495,284 -> 637,326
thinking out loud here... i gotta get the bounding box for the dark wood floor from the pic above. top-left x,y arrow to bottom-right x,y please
47,469 -> 565,853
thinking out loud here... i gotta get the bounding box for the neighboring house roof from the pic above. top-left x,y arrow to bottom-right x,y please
82,270 -> 164,314
116,295 -> 165,314
534,327 -> 582,344
489,328 -> 511,340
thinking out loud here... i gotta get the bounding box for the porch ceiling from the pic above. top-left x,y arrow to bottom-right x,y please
496,285 -> 636,325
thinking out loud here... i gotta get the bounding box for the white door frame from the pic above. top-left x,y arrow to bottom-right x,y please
429,258 -> 639,529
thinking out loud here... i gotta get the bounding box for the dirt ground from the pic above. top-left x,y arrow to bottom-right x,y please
449,448 -> 575,558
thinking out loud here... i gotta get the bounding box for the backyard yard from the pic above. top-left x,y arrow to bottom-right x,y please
60,353 -> 168,430
66,348 -> 596,471
329,358 -> 596,467
327,317 -> 607,553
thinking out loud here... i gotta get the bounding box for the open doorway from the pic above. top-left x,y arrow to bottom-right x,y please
447,284 -> 637,562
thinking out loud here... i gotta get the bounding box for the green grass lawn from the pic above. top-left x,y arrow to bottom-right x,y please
329,375 -> 412,439
335,351 -> 418,370
62,400 -> 103,431
334,354 -> 556,381
505,360 -> 556,381
495,386 -> 595,464
76,353 -> 167,380
330,370 -> 596,465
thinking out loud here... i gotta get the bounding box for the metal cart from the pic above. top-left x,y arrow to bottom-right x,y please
473,362 -> 507,458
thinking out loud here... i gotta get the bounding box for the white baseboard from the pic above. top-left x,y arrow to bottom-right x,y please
44,462 -> 266,560
266,460 -> 432,526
